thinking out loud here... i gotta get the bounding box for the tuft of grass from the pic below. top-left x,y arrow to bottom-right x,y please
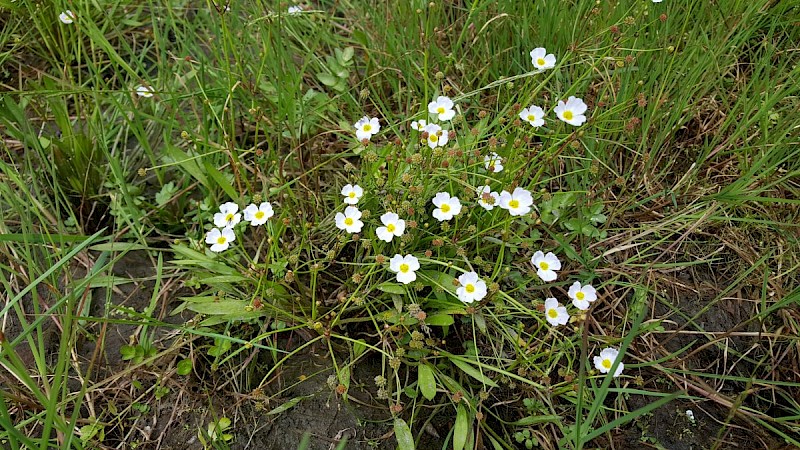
1,0 -> 798,449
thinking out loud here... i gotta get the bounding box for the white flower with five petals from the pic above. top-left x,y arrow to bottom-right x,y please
213,202 -> 241,228
530,47 -> 556,71
341,184 -> 363,205
531,251 -> 561,282
554,96 -> 588,126
544,298 -> 569,326
335,206 -> 364,233
456,272 -> 487,303
389,254 -> 420,284
243,202 -> 274,226
431,192 -> 461,221
519,105 -> 545,127
476,186 -> 500,211
376,212 -> 405,242
428,96 -> 456,121
498,187 -> 533,216
354,116 -> 380,141
568,282 -> 597,310
594,348 -> 624,377
205,227 -> 235,252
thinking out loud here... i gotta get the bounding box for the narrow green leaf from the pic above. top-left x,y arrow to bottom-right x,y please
449,358 -> 499,387
265,395 -> 309,416
204,162 -> 238,200
394,418 -> 415,450
453,404 -> 469,450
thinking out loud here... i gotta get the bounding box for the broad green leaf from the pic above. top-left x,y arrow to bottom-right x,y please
425,314 -> 454,327
377,281 -> 406,295
394,419 -> 415,450
453,404 -> 469,450
341,46 -> 354,62
176,359 -> 193,376
317,72 -> 338,86
418,364 -> 436,401
353,339 -> 367,359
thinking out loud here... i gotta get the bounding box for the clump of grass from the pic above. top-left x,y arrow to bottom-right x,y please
1,0 -> 799,449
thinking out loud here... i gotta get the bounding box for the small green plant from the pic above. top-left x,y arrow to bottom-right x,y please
316,47 -> 354,92
199,417 -> 234,448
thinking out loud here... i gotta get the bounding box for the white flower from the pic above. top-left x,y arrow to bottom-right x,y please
544,298 -> 569,326
476,186 -> 500,211
484,152 -> 503,173
456,272 -> 487,303
59,10 -> 76,24
411,119 -> 427,131
341,184 -> 363,205
205,227 -> 235,252
498,187 -> 533,216
423,123 -> 449,149
685,410 -> 695,424
389,254 -> 420,284
428,96 -> 456,121
431,192 -> 461,221
213,202 -> 242,228
136,85 -> 154,98
531,251 -> 561,282
530,48 -> 556,71
554,96 -> 588,126
354,116 -> 380,141
288,5 -> 303,14
376,212 -> 405,243
519,106 -> 545,127
568,281 -> 597,310
652,0 -> 663,2
594,348 -> 624,377
335,206 -> 363,233
243,202 -> 274,226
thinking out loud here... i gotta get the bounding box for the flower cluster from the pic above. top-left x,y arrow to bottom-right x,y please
341,48 -> 620,376
204,201 -> 274,252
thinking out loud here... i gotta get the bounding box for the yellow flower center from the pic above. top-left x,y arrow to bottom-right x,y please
602,359 -> 612,369
386,223 -> 396,233
437,106 -> 445,114
225,213 -> 234,222
537,58 -> 546,66
576,291 -> 585,300
348,192 -> 356,198
539,262 -> 549,271
527,114 -> 536,121
547,308 -> 558,318
465,284 -> 475,293
440,203 -> 450,213
563,111 -> 574,121
399,263 -> 409,273
508,199 -> 520,209
429,134 -> 438,143
255,211 -> 264,220
363,124 -> 372,132
344,217 -> 354,226
216,236 -> 226,245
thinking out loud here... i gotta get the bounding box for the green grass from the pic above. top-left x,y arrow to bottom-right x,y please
1,0 -> 799,449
